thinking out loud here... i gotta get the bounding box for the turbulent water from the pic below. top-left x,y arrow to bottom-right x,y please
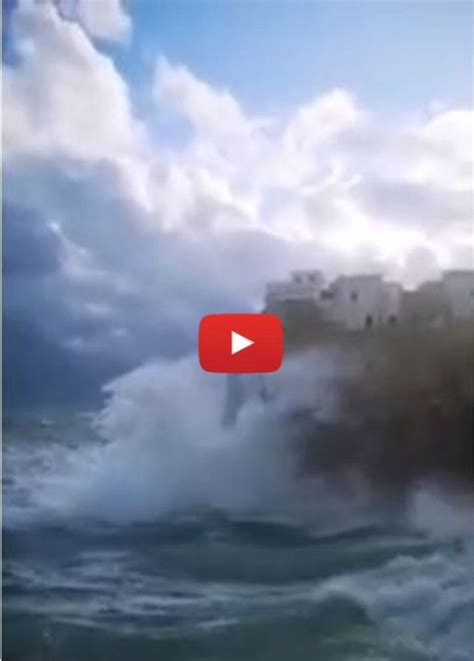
3,356 -> 473,660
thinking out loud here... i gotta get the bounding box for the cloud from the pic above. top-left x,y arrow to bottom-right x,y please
4,0 -> 148,208
402,245 -> 442,286
282,88 -> 364,175
3,156 -> 302,366
353,179 -> 472,229
2,203 -> 63,276
154,57 -> 258,143
2,1 -> 472,403
152,57 -> 472,246
56,0 -> 131,43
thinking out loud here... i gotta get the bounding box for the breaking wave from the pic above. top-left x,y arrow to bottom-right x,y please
8,352 -> 350,525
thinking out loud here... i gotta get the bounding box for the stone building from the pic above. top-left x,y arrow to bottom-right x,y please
265,268 -> 473,332
400,281 -> 448,328
327,274 -> 401,330
400,272 -> 474,328
266,271 -> 402,331
443,270 -> 474,320
265,270 -> 324,305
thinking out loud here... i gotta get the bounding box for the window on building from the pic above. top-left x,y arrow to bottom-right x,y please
320,290 -> 333,300
351,291 -> 358,302
294,275 -> 302,284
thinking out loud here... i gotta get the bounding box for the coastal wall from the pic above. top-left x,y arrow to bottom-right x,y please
256,298 -> 473,491
292,323 -> 474,490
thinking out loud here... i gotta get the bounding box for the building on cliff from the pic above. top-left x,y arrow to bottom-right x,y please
400,272 -> 474,328
265,269 -> 474,331
400,280 -> 448,328
265,271 -> 402,330
265,270 -> 324,305
325,275 -> 401,330
442,270 -> 474,321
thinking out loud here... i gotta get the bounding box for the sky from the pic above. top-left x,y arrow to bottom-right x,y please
2,0 -> 473,405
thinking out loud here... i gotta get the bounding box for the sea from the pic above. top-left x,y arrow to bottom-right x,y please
3,356 -> 473,661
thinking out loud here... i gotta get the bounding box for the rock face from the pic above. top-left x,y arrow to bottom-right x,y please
299,325 -> 474,489
222,312 -> 473,490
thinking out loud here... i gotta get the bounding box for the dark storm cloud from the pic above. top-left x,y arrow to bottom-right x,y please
3,155 -> 313,405
3,203 -> 62,276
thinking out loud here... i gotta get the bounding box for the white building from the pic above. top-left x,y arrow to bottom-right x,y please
442,270 -> 474,320
290,270 -> 324,291
266,270 -> 403,330
327,274 -> 397,330
400,281 -> 448,328
265,270 -> 324,305
380,282 -> 403,325
264,268 -> 474,331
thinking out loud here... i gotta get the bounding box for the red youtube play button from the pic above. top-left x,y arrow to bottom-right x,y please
199,314 -> 283,373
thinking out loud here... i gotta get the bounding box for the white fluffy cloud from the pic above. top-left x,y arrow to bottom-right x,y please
57,0 -> 131,43
153,57 -> 472,272
154,57 -> 260,144
4,1 -> 135,158
3,0 -> 473,370
4,0 -> 151,209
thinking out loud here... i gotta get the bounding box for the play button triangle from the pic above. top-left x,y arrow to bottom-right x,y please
231,330 -> 254,355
